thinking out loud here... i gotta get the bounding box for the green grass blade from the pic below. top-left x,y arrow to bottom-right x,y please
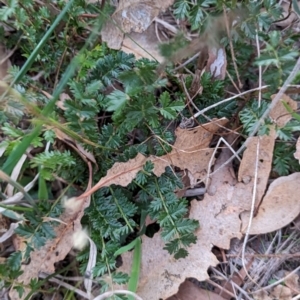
7,0 -> 75,89
38,172 -> 48,201
114,239 -> 137,257
1,3 -> 103,175
1,1 -> 75,174
1,126 -> 41,175
127,237 -> 141,299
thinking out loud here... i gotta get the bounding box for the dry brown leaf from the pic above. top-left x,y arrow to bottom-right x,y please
101,19 -> 124,50
121,23 -> 164,62
284,272 -> 300,294
276,271 -> 300,295
270,94 -> 297,127
270,285 -> 293,300
167,280 -> 226,300
78,118 -> 228,199
294,137 -> 300,162
272,0 -> 299,29
115,0 -> 173,33
238,129 -> 276,204
241,172 -> 300,235
118,231 -> 219,300
253,290 -> 273,300
101,0 -> 174,51
207,134 -> 237,195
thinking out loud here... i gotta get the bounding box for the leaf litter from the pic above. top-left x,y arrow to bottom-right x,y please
113,94 -> 300,299
7,91 -> 300,299
2,1 -> 300,299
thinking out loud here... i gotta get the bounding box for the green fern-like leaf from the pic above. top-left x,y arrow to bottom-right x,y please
239,100 -> 269,135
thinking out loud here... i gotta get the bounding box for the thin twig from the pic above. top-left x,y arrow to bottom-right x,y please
180,76 -> 200,112
206,279 -> 236,298
223,5 -> 242,89
205,136 -> 241,189
227,252 -> 300,258
155,21 -> 163,43
226,70 -> 241,93
241,29 -> 263,286
241,138 -> 260,285
191,85 -> 269,119
154,17 -> 179,35
39,273 -> 89,299
173,52 -> 200,71
252,265 -> 300,294
255,30 -> 262,106
211,267 -> 253,300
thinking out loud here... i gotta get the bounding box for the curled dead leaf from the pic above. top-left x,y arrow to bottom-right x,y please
241,173 -> 300,234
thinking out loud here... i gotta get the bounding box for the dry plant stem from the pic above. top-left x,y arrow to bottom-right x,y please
93,290 -> 143,300
250,57 -> 300,136
226,70 -> 241,93
242,137 -> 260,284
256,31 -> 262,106
205,136 -> 241,189
227,253 -> 300,258
247,231 -> 280,286
155,21 -> 163,43
211,267 -> 252,300
54,47 -> 67,88
172,52 -> 200,71
0,37 -> 21,65
180,77 -> 200,112
206,279 -> 236,298
252,265 -> 300,295
223,5 -> 242,89
241,30 -> 264,286
39,273 -> 89,299
154,17 -> 179,36
191,85 -> 269,119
